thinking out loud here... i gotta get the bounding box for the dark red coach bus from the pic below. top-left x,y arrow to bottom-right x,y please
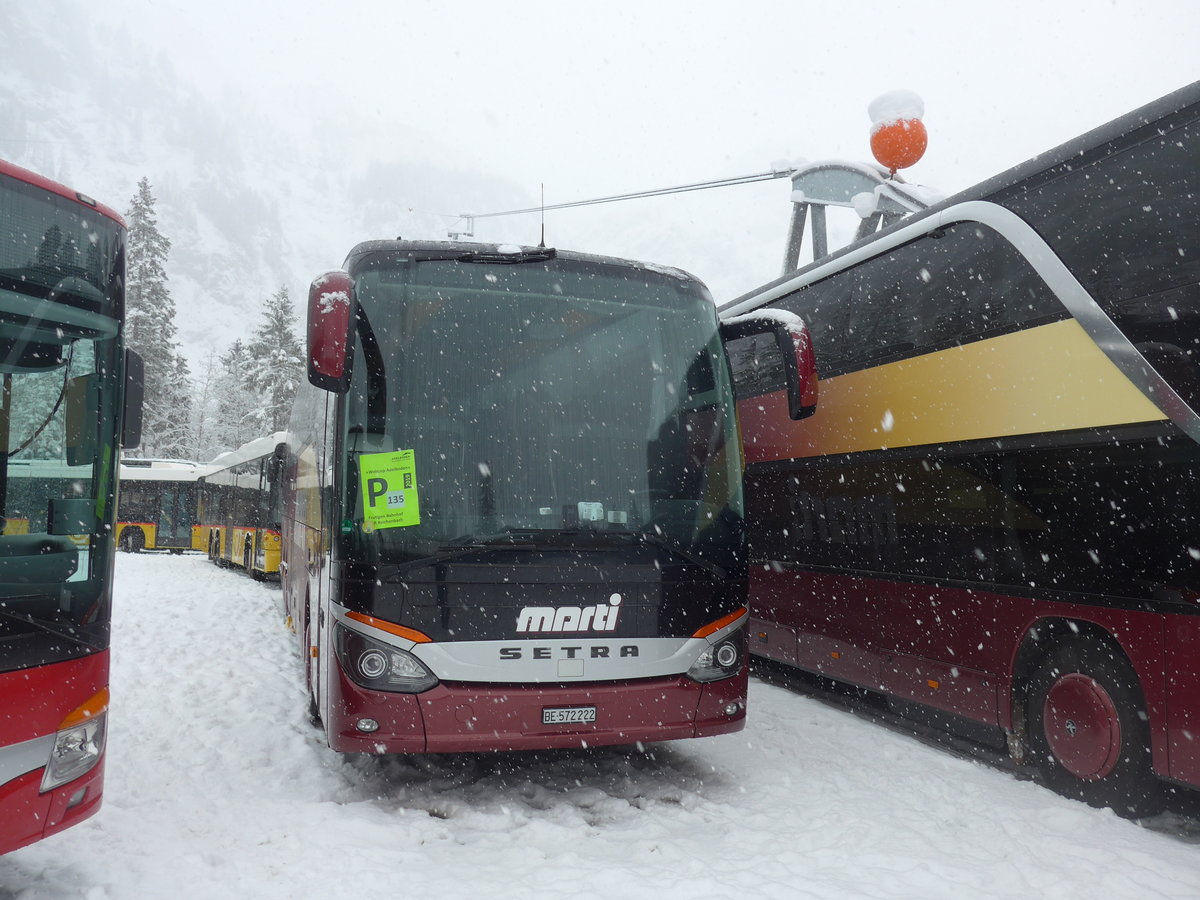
282,240 -> 813,753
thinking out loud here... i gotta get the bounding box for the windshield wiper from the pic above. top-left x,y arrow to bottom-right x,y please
0,608 -> 104,652
374,529 -> 727,582
458,527 -> 729,577
446,527 -> 634,549
383,532 -> 546,577
627,530 -> 728,580
381,527 -> 617,577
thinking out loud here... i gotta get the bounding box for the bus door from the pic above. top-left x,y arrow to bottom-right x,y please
159,485 -> 193,547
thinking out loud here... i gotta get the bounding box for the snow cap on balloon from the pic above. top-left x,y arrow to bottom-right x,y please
869,89 -> 927,175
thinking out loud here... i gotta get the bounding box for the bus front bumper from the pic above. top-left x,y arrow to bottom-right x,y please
0,757 -> 105,856
0,653 -> 108,855
326,667 -> 747,753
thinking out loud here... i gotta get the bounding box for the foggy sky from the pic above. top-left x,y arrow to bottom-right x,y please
105,0 -> 1200,209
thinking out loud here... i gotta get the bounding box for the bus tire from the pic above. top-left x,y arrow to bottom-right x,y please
303,603 -> 321,727
120,528 -> 144,553
244,540 -> 259,579
1024,641 -> 1163,817
306,683 -> 321,728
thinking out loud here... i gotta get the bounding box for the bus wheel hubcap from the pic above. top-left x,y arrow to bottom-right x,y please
1043,673 -> 1121,780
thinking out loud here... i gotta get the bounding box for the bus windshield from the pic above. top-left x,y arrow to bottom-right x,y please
0,175 -> 123,660
340,252 -> 744,571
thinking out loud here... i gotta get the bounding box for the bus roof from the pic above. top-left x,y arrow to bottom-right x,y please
205,432 -> 287,475
0,157 -> 126,228
342,240 -> 701,286
119,459 -> 215,481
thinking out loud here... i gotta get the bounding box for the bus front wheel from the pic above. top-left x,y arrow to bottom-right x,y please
119,528 -> 145,553
244,540 -> 262,579
1024,641 -> 1163,818
208,532 -> 223,566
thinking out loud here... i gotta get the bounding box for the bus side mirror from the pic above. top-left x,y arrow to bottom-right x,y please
307,271 -> 354,393
721,309 -> 818,420
122,348 -> 144,449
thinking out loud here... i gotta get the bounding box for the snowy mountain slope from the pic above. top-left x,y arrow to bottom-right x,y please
0,2 -> 831,380
0,3 -> 536,370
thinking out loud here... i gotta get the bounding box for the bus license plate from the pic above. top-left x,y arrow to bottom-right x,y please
542,706 -> 597,725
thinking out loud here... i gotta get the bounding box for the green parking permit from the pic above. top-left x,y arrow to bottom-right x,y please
359,449 -> 421,530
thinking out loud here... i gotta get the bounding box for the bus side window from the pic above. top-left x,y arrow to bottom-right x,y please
916,223 -> 1061,349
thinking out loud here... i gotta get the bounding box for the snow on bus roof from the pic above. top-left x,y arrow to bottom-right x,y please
119,458 -> 215,481
206,432 -> 287,474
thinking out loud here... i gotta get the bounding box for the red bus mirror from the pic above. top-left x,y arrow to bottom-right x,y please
307,271 -> 354,393
781,317 -> 818,420
721,310 -> 818,420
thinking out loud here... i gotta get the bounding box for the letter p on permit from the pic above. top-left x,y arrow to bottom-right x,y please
367,477 -> 388,506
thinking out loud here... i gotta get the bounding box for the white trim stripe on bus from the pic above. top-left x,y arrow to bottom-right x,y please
332,603 -> 743,684
0,733 -> 54,787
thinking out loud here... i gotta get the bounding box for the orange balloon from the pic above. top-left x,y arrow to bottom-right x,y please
870,118 -> 928,172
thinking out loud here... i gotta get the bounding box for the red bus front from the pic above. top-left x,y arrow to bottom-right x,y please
0,158 -> 128,854
0,655 -> 109,854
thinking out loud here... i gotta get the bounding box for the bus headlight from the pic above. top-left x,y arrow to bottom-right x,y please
691,628 -> 744,681
334,623 -> 439,693
687,627 -> 746,683
40,712 -> 107,792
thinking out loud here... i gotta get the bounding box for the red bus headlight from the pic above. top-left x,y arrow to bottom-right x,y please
334,622 -> 439,693
687,627 -> 746,683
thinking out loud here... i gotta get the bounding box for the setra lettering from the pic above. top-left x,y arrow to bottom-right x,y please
498,644 -> 640,661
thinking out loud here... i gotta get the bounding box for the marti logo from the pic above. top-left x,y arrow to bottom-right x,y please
515,593 -> 623,634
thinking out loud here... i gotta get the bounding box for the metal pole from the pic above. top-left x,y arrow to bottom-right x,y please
781,202 -> 809,276
855,212 -> 882,242
811,205 -> 828,261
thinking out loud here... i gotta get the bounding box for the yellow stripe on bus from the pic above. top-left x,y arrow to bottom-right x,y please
740,319 -> 1167,461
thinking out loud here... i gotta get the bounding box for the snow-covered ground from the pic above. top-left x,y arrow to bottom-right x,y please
3,554 -> 1199,899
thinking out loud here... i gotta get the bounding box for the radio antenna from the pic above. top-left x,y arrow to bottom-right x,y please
538,184 -> 546,248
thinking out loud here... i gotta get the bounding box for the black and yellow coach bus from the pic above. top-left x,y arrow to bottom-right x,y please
720,81 -> 1200,817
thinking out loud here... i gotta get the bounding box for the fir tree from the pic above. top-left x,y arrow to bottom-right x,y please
158,354 -> 193,459
189,350 -> 222,461
125,178 -> 173,354
124,177 -> 192,457
211,339 -> 259,453
246,286 -> 304,435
